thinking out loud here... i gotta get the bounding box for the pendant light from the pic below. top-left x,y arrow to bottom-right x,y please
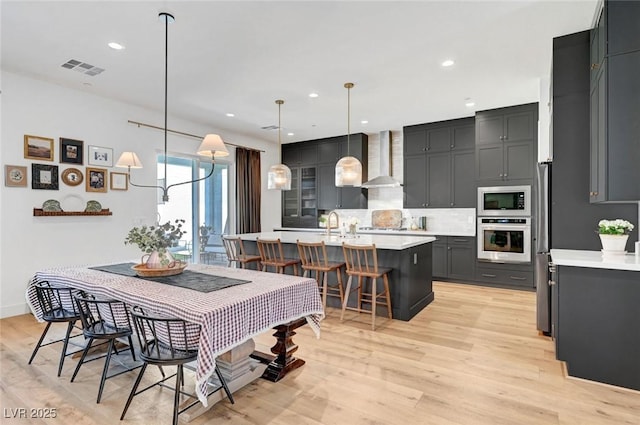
115,12 -> 229,202
335,82 -> 362,187
267,99 -> 292,190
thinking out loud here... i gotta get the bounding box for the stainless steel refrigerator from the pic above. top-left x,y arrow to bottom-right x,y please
535,162 -> 551,334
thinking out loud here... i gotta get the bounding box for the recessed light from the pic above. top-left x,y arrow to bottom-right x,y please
108,42 -> 125,50
287,132 -> 294,136
225,113 -> 235,117
441,59 -> 455,67
361,120 -> 368,124
83,82 -> 93,87
308,93 -> 319,98
465,101 -> 475,107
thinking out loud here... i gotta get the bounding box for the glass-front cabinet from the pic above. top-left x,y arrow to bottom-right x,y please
282,166 -> 317,228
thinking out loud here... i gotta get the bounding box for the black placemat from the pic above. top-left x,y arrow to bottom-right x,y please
89,263 -> 251,293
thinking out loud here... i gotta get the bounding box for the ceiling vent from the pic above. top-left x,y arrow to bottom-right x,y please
261,125 -> 279,131
61,59 -> 105,76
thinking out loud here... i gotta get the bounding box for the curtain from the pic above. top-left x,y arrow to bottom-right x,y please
236,147 -> 261,233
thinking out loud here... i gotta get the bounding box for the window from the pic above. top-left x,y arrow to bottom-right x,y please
157,154 -> 229,264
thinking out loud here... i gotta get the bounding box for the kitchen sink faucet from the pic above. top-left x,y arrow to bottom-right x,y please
326,210 -> 340,236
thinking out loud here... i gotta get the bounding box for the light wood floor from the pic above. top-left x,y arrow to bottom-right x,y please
1,281 -> 638,424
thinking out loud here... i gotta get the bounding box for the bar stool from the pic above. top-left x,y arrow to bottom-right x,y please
296,240 -> 345,309
222,235 -> 261,269
256,238 -> 300,275
341,242 -> 393,330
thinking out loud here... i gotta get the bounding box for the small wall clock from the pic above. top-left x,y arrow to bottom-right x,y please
61,167 -> 84,186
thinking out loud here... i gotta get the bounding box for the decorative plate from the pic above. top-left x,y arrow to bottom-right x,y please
9,168 -> 25,183
61,168 -> 83,186
42,199 -> 62,212
85,200 -> 102,212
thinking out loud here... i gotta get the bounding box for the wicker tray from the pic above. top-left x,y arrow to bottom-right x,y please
132,261 -> 187,277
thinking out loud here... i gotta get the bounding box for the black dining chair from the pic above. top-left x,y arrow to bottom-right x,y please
28,281 -> 84,376
71,292 -> 139,403
120,306 -> 234,425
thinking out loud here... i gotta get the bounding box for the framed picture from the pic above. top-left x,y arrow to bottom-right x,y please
60,138 -> 84,164
110,172 -> 128,191
31,163 -> 59,190
88,145 -> 114,167
86,167 -> 107,192
61,167 -> 84,186
5,165 -> 28,187
24,135 -> 54,161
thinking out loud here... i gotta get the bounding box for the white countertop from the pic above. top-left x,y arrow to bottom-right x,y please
233,231 -> 436,250
273,227 -> 474,237
550,249 -> 640,272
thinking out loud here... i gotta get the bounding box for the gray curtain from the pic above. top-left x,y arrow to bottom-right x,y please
236,147 -> 261,233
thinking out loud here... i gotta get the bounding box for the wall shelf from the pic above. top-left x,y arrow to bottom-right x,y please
33,208 -> 112,216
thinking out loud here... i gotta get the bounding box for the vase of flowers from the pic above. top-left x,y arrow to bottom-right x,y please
598,219 -> 634,255
125,219 -> 186,268
347,216 -> 359,237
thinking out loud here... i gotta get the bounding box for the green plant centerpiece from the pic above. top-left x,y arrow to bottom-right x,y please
597,219 -> 634,255
125,219 -> 186,268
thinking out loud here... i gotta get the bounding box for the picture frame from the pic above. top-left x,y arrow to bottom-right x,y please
86,167 -> 107,192
110,172 -> 128,191
5,165 -> 28,187
31,163 -> 59,190
88,145 -> 114,167
60,138 -> 84,164
61,167 -> 84,186
24,135 -> 54,161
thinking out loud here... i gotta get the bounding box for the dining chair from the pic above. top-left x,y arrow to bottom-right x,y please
296,240 -> 345,309
222,235 -> 261,269
256,238 -> 300,275
28,281 -> 84,376
71,292 -> 139,403
341,242 -> 393,330
121,306 -> 234,425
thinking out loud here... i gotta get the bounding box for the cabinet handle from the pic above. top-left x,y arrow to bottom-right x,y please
450,145 -> 454,148
450,203 -> 454,206
452,239 -> 467,243
591,63 -> 600,70
482,273 -> 497,278
549,279 -> 556,286
509,276 -> 527,281
499,173 -> 503,177
503,174 -> 508,178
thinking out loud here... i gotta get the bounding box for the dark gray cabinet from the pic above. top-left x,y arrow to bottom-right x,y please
475,104 -> 537,183
281,166 -> 318,228
431,236 -> 475,281
475,262 -> 534,289
316,134 -> 368,210
589,1 -> 640,203
404,118 -> 475,208
282,143 -> 317,166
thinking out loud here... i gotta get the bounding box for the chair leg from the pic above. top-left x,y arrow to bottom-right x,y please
173,365 -> 183,425
383,273 -> 393,319
127,335 -> 137,361
70,336 -> 94,382
322,271 -> 328,309
357,276 -> 363,312
96,338 -> 116,403
341,275 -> 353,322
336,267 -> 345,304
120,363 -> 148,420
57,320 -> 76,377
371,277 -> 377,331
28,322 -> 52,364
214,366 -> 235,404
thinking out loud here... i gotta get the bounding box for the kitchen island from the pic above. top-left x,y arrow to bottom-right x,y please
550,249 -> 640,391
233,231 -> 437,321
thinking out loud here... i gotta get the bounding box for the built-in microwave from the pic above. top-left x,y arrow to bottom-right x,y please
477,185 -> 531,217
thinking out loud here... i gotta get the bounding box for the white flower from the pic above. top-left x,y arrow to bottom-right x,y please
347,216 -> 359,226
598,219 -> 634,235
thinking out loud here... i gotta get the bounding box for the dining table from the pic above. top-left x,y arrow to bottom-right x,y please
26,262 -> 324,406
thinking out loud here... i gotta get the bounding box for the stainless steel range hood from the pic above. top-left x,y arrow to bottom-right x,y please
362,130 -> 402,188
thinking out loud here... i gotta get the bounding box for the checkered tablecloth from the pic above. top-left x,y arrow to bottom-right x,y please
26,263 -> 324,406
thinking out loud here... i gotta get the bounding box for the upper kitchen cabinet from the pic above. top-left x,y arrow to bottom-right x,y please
475,103 -> 538,183
404,117 -> 475,208
589,1 -> 640,203
282,142 -> 318,166
317,134 -> 368,210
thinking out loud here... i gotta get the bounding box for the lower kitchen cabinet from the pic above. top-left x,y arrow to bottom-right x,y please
432,236 -> 475,281
475,262 -> 534,288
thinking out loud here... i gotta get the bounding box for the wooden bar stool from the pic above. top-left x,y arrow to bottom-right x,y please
256,238 -> 300,275
296,240 -> 345,309
222,235 -> 261,269
341,242 -> 393,330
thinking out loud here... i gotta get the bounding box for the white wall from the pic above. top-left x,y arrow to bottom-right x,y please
0,71 -> 280,318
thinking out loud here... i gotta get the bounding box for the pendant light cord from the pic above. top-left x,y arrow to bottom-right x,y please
163,13 -> 169,194
345,82 -> 354,156
276,99 -> 284,159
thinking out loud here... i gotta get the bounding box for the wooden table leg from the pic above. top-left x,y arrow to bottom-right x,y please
250,317 -> 307,382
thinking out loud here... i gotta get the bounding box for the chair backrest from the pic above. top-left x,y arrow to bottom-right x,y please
74,292 -> 132,335
342,243 -> 379,274
33,281 -> 81,318
130,306 -> 200,361
222,235 -> 248,261
297,240 -> 329,269
256,238 -> 285,263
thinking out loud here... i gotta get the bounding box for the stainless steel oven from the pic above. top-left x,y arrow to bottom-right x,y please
477,185 -> 531,216
477,217 -> 531,263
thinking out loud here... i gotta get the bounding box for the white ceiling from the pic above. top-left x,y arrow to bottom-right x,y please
1,1 -> 598,144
